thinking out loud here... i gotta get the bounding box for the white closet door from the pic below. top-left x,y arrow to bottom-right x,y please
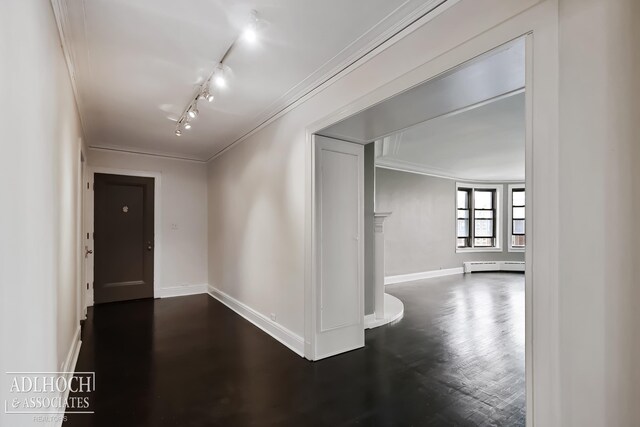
313,135 -> 364,360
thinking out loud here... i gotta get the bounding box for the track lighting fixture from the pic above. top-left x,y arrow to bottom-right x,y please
213,67 -> 227,89
199,88 -> 214,103
174,10 -> 264,136
242,10 -> 260,44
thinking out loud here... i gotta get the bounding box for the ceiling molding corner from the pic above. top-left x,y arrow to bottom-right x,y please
88,144 -> 207,163
206,0 -> 453,163
375,157 -> 524,183
50,0 -> 91,142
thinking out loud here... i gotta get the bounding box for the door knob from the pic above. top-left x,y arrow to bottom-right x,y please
147,241 -> 153,251
84,246 -> 93,258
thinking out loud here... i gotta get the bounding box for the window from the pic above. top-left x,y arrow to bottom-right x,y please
456,184 -> 502,251
456,189 -> 471,248
508,185 -> 526,251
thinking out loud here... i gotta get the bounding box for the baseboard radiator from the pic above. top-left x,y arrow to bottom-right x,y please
463,261 -> 525,273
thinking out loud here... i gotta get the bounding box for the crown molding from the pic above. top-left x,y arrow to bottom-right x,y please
88,145 -> 206,163
375,157 -> 525,183
206,0 -> 453,162
51,0 -> 454,162
50,0 -> 91,141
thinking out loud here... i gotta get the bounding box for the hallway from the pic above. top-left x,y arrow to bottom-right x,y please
65,273 -> 524,426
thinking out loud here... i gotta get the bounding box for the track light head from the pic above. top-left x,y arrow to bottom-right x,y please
199,86 -> 215,103
242,10 -> 260,44
175,129 -> 182,136
187,107 -> 199,119
184,122 -> 192,130
214,69 -> 227,89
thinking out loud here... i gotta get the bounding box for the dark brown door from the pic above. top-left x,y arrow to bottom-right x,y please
94,173 -> 154,304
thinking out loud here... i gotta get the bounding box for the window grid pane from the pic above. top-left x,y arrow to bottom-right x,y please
457,209 -> 469,219
457,190 -> 470,209
512,189 -> 525,206
457,219 -> 469,238
512,207 -> 525,219
474,238 -> 495,247
474,219 -> 494,237
513,219 -> 525,235
512,235 -> 525,247
474,190 -> 493,209
457,238 -> 470,248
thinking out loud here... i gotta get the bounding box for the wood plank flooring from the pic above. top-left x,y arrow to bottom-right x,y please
65,272 -> 525,426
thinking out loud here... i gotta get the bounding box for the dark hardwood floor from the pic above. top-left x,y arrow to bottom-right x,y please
65,272 -> 525,427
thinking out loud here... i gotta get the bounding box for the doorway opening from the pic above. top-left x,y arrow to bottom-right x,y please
308,37 -> 528,423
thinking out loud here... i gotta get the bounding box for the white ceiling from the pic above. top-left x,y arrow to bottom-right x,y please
376,92 -> 525,182
55,0 -> 444,161
313,37 -> 525,181
319,38 -> 525,144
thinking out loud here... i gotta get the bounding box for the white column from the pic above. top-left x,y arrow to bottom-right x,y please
374,212 -> 391,319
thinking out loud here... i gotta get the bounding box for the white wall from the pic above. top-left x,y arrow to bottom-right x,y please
375,169 -> 524,275
206,0 -> 640,424
558,0 -> 640,425
0,1 -> 84,425
88,149 -> 209,294
207,0 -> 542,349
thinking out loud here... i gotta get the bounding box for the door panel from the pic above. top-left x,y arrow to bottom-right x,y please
94,173 -> 154,304
314,136 -> 364,359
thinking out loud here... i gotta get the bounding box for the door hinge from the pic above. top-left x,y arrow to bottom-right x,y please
86,283 -> 89,290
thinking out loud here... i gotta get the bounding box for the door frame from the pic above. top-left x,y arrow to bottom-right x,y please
78,148 -> 87,321
304,10 -> 559,422
85,167 -> 162,307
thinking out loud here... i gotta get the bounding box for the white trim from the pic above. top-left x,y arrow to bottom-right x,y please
59,326 -> 82,421
375,160 -> 525,184
301,3 -> 561,424
209,1 -> 459,163
88,145 -> 206,163
77,144 -> 86,322
55,327 -> 82,427
508,183 -> 526,252
60,326 -> 82,373
455,182 -> 504,253
89,167 -> 162,300
157,284 -> 208,298
207,285 -> 305,357
49,0 -> 89,143
385,267 -> 463,285
463,260 -> 525,273
54,0 -> 453,163
364,293 -> 404,329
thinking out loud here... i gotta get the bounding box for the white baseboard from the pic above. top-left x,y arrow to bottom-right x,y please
364,293 -> 404,329
57,326 -> 82,426
207,285 -> 304,357
385,267 -> 464,285
158,283 -> 208,298
60,326 -> 82,373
